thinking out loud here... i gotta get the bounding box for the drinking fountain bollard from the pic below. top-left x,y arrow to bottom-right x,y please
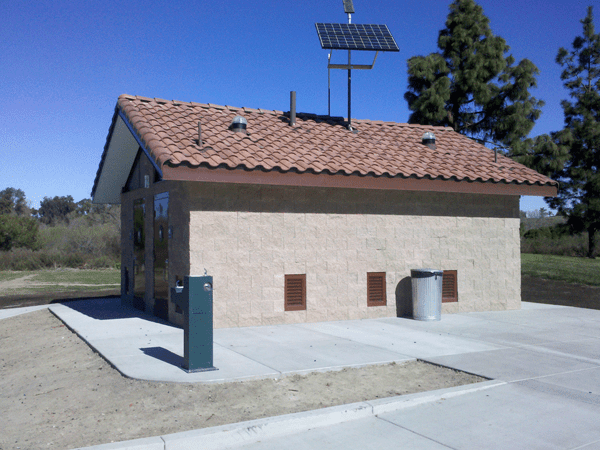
170,275 -> 217,372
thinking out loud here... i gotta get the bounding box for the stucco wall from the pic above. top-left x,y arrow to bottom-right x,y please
185,182 -> 521,328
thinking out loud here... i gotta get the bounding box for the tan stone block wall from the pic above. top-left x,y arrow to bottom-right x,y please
185,182 -> 521,328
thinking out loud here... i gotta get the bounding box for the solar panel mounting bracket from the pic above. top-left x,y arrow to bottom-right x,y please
328,50 -> 379,70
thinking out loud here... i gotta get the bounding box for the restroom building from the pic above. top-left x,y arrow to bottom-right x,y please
91,94 -> 557,328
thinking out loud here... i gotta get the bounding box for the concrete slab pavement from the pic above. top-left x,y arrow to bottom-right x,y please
425,346 -> 600,382
377,381 -> 600,450
214,324 -> 413,375
300,318 -> 504,358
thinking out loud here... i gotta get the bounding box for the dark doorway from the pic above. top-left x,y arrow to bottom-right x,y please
133,198 -> 145,311
153,192 -> 169,321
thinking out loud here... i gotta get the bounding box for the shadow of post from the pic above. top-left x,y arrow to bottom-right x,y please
395,276 -> 413,318
140,347 -> 185,368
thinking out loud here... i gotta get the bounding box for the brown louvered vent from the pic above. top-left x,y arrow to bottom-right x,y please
442,270 -> 458,303
367,272 -> 386,307
285,274 -> 306,311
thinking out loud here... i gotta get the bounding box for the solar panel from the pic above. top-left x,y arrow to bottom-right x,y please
315,23 -> 399,52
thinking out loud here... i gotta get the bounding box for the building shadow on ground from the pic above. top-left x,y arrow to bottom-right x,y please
53,296 -> 178,326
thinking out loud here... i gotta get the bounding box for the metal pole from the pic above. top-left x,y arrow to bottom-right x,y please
347,12 -> 352,129
348,49 -> 351,129
328,52 -> 331,116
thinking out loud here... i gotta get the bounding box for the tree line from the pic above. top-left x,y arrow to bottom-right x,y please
0,188 -> 120,269
406,0 -> 600,258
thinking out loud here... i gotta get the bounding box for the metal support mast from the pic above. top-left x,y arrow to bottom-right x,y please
344,0 -> 354,130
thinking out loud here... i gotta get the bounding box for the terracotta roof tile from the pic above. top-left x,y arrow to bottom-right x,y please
114,94 -> 557,188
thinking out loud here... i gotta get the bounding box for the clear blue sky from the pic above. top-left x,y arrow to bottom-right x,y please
1,0 -> 598,213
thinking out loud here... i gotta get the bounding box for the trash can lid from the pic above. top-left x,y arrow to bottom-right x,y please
411,268 -> 443,278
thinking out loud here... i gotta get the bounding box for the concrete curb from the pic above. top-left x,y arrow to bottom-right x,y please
366,379 -> 504,416
77,379 -> 505,450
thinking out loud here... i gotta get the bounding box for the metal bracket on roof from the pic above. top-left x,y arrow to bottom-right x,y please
327,50 -> 379,117
327,50 -> 379,70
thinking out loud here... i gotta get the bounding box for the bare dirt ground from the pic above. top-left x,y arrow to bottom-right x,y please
0,310 -> 484,450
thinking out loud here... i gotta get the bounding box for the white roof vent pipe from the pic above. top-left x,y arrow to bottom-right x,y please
422,132 -> 436,150
230,116 -> 247,133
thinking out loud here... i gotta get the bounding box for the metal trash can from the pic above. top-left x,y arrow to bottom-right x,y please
411,269 -> 443,321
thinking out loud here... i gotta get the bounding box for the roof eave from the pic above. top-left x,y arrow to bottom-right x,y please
161,165 -> 558,197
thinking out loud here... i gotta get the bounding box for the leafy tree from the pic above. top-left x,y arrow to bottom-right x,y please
35,195 -> 77,225
0,215 -> 39,251
75,198 -> 92,216
69,199 -> 120,226
88,203 -> 120,226
548,6 -> 600,258
509,133 -> 570,178
0,187 -> 30,216
404,0 -> 544,149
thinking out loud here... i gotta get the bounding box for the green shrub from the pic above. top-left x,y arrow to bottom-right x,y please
0,215 -> 40,251
37,225 -> 68,251
520,220 -> 599,258
0,195 -> 121,270
523,223 -> 570,240
521,232 -> 598,258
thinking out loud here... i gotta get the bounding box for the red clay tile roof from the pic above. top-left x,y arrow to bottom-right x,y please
115,94 -> 556,187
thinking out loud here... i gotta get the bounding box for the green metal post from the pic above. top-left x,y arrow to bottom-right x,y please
171,275 -> 217,372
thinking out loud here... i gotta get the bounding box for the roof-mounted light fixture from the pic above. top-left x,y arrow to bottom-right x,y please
230,116 -> 247,133
422,131 -> 436,150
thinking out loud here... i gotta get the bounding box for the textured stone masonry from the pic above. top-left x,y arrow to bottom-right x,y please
184,182 -> 520,328
121,175 -> 520,328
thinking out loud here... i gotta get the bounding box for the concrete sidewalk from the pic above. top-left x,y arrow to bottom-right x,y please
46,298 -> 501,383
5,299 -> 600,449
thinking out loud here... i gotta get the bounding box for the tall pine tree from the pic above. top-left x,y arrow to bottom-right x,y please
404,0 -> 543,149
550,6 -> 600,258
